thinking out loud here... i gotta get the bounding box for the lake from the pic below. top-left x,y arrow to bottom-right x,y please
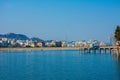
0,50 -> 120,80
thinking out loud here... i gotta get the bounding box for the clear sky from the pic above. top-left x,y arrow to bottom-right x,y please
0,0 -> 120,42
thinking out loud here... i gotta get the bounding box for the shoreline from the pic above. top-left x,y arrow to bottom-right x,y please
0,47 -> 81,51
0,46 -> 118,52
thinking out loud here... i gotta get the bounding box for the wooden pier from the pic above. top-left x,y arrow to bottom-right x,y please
80,46 -> 118,54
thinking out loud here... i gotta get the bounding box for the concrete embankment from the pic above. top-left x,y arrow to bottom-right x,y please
0,47 -> 81,51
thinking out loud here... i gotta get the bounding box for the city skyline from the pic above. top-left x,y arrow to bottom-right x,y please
0,0 -> 120,42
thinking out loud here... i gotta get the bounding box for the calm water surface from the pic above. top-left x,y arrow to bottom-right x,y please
0,50 -> 120,80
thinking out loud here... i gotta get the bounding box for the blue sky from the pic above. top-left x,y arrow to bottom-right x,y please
0,0 -> 120,42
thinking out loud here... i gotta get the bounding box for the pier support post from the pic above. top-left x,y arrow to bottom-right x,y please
110,48 -> 112,54
105,48 -> 107,53
100,48 -> 101,53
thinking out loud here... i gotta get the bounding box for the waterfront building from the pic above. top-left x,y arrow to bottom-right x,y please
88,40 -> 99,48
16,40 -> 24,47
37,42 -> 43,47
10,40 -> 16,47
29,43 -> 35,48
45,40 -> 56,47
67,41 -> 75,47
75,41 -> 83,47
61,41 -> 67,47
100,41 -> 106,47
82,40 -> 87,47
2,38 -> 8,41
55,41 -> 62,47
0,39 -> 2,47
0,38 -> 2,43
0,41 -> 9,47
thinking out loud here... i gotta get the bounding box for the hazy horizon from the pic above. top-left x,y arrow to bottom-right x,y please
0,0 -> 120,42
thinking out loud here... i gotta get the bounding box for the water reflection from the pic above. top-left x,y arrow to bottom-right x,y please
116,53 -> 120,80
0,50 -> 120,80
112,52 -> 120,80
78,50 -> 111,56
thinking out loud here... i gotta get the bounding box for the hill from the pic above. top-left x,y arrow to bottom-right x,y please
0,33 -> 29,40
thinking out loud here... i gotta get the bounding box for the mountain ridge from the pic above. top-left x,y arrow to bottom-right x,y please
0,33 -> 43,41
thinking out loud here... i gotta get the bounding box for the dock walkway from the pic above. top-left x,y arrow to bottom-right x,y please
80,46 -> 118,54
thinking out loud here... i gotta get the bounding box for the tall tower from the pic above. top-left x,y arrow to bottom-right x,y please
110,34 -> 115,46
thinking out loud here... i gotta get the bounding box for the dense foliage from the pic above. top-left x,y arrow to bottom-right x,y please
114,25 -> 120,46
114,26 -> 120,41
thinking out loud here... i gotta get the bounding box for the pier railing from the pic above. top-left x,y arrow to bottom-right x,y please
79,46 -> 119,54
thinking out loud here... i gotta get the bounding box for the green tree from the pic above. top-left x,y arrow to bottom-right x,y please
114,25 -> 120,55
114,25 -> 120,46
